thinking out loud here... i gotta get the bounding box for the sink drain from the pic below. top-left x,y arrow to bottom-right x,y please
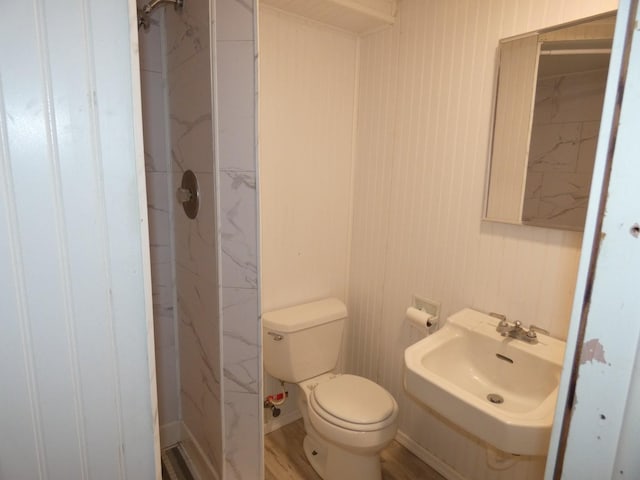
487,393 -> 504,404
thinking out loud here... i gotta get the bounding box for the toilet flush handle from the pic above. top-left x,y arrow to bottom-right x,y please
267,331 -> 283,341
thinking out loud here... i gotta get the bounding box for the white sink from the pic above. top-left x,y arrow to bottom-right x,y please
404,308 -> 566,455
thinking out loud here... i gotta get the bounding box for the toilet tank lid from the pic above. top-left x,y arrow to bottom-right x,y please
262,298 -> 347,333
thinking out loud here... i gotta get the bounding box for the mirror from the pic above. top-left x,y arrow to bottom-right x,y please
484,12 -> 615,231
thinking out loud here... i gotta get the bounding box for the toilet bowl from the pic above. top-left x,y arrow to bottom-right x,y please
263,299 -> 399,480
302,373 -> 398,480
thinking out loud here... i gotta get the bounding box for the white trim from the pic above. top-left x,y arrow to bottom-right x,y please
253,2 -> 265,477
263,410 -> 303,434
180,422 -> 219,480
127,0 -> 161,476
395,430 -> 466,480
159,422 -> 181,449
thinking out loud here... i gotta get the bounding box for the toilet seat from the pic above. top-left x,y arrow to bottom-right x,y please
309,374 -> 398,432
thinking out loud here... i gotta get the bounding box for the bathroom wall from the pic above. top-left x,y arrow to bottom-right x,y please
345,0 -> 617,479
165,1 -> 224,475
137,5 -> 180,438
259,6 -> 358,313
0,0 -> 159,476
215,0 -> 263,478
258,5 -> 359,427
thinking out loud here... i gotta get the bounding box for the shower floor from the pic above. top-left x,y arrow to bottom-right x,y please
161,444 -> 195,480
265,419 -> 446,480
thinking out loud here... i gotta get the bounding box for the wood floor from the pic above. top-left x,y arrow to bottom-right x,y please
264,420 -> 446,480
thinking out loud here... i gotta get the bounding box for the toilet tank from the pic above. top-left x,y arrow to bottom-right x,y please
262,298 -> 347,383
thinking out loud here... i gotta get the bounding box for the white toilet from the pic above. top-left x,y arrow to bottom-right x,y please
263,298 -> 399,480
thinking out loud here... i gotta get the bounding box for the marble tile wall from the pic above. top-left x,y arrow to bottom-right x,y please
164,1 -> 224,476
137,5 -> 179,429
215,1 -> 262,479
162,0 -> 261,478
523,67 -> 608,229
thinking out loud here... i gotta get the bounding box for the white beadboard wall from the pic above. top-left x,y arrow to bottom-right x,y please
346,0 -> 616,479
0,0 -> 159,477
259,5 -> 358,312
258,5 -> 358,428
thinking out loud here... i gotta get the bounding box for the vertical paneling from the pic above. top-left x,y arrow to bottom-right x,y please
346,24 -> 399,380
0,0 -> 159,478
258,5 -> 359,429
346,0 -> 616,479
0,77 -> 46,480
259,6 -> 358,313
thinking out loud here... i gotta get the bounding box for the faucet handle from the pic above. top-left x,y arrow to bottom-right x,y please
491,312 -> 511,336
489,312 -> 509,327
528,325 -> 550,336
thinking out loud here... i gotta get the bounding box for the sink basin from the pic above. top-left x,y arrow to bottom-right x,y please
404,308 -> 566,455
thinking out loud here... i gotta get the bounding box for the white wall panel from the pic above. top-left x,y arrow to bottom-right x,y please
258,5 -> 359,433
259,6 -> 358,313
346,0 -> 617,478
0,0 -> 159,478
345,25 -> 399,379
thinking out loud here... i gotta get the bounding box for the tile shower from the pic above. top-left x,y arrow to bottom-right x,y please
139,0 -> 261,479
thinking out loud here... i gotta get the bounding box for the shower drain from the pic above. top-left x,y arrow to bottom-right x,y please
487,393 -> 504,404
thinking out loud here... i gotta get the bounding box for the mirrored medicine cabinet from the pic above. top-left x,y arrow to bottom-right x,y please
484,12 -> 616,231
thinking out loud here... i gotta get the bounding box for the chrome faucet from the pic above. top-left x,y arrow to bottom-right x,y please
489,312 -> 549,344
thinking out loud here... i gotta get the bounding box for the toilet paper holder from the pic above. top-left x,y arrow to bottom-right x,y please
410,295 -> 441,328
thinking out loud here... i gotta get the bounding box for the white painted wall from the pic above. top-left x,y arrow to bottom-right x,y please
258,5 -> 359,429
257,1 -> 630,478
0,0 -> 159,478
346,0 -> 617,479
259,5 -> 358,313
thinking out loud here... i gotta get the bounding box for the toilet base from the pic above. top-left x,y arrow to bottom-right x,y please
303,434 -> 327,478
303,433 -> 382,480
